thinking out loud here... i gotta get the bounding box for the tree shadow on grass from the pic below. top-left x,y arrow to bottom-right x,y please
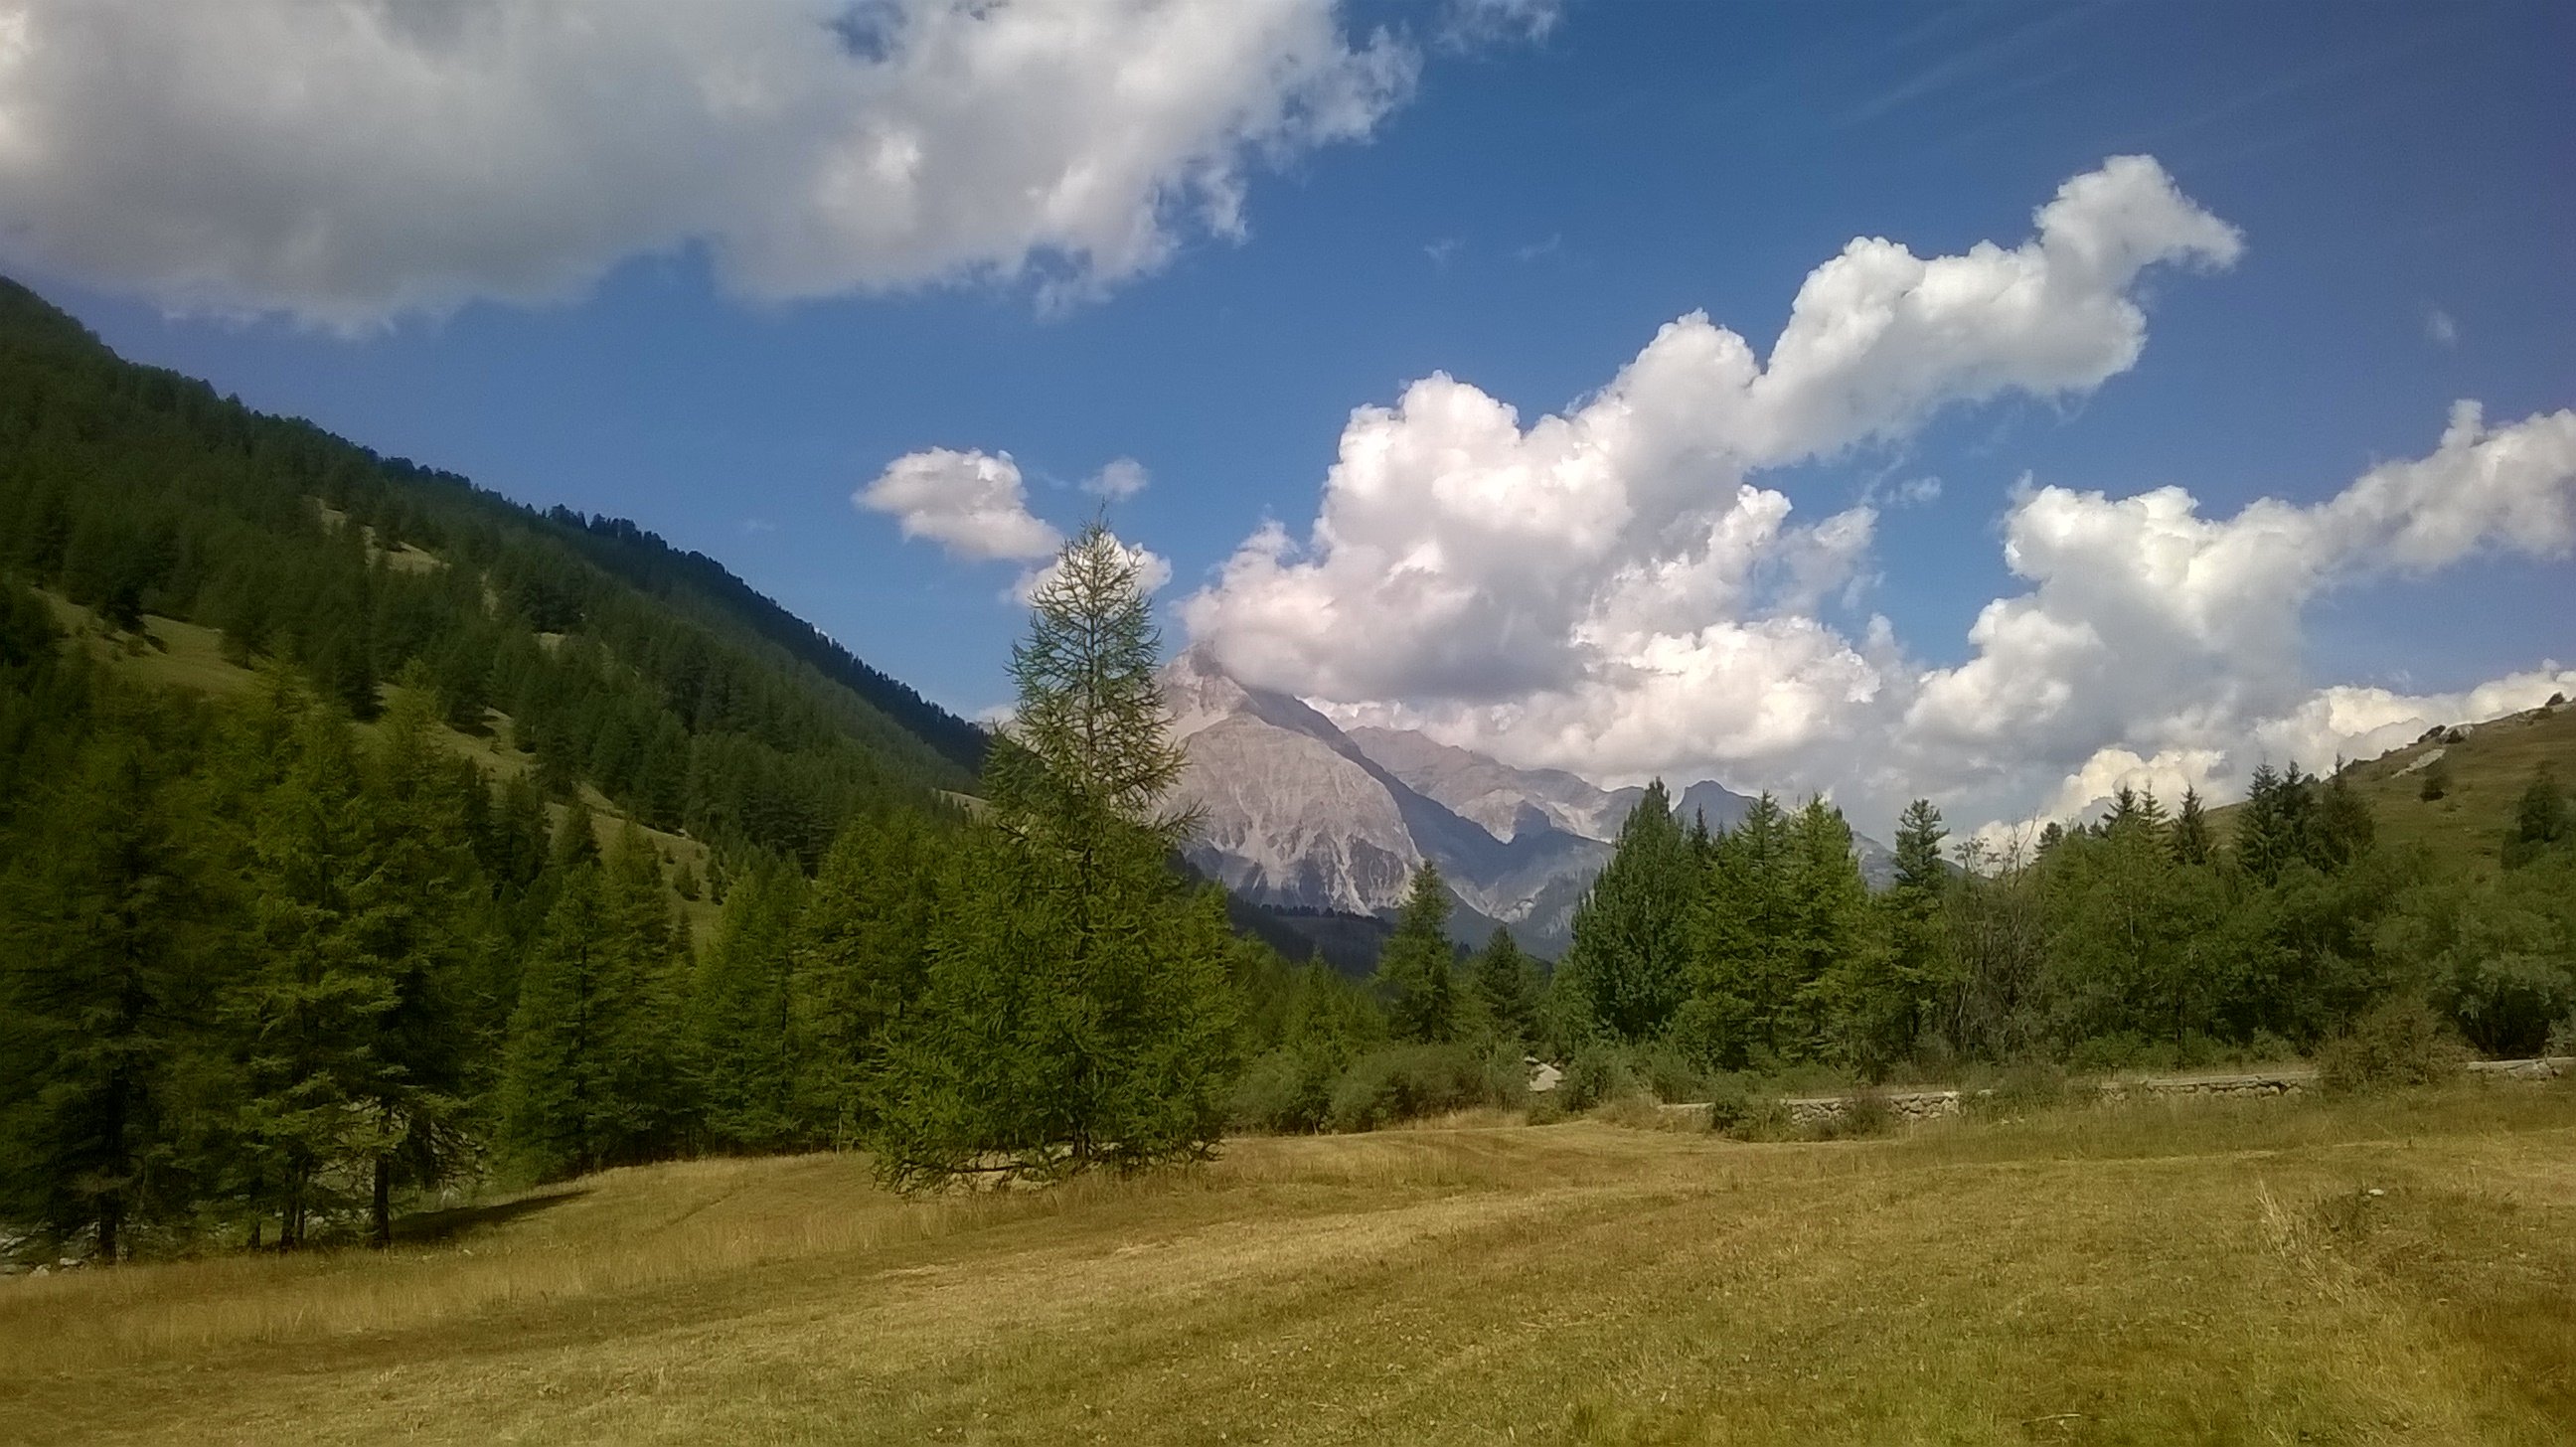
393,1188 -> 589,1245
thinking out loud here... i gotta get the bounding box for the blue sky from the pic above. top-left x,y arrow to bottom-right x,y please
10,0 -> 2572,832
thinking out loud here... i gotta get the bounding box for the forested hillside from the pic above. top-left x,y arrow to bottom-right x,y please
0,278 -> 977,865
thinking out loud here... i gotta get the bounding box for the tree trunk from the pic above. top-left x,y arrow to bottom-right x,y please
370,1155 -> 392,1249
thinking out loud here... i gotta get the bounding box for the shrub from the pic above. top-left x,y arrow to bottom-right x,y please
1229,1045 -> 1340,1134
2317,996 -> 2467,1095
1556,1043 -> 1640,1113
1325,1045 -> 1491,1133
1630,1042 -> 1714,1104
2548,1014 -> 2576,1059
1701,1072 -> 1790,1139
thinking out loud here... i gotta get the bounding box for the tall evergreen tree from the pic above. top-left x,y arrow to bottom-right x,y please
357,690 -> 480,1246
230,709 -> 396,1248
1870,799 -> 1952,1063
2501,764 -> 2570,869
694,859 -> 809,1152
0,726 -> 229,1259
1686,793 -> 1800,1064
868,523 -> 1239,1188
2171,786 -> 2214,866
497,867 -> 621,1180
1375,863 -> 1459,1044
791,811 -> 945,1144
1471,926 -> 1542,1045
1560,779 -> 1697,1044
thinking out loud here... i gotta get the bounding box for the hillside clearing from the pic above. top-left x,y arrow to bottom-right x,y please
4,1082 -> 2572,1445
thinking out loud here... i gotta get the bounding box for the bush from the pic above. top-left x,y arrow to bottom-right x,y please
1630,1042 -> 1714,1104
1701,1072 -> 1789,1139
1555,1043 -> 1640,1113
1325,1045 -> 1492,1133
1229,1045 -> 1341,1134
2317,996 -> 2467,1095
2548,1014 -> 2576,1059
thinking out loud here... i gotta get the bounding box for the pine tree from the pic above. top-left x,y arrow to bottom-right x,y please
0,728 -> 230,1259
2306,767 -> 2375,872
2171,786 -> 2213,866
2500,764 -> 2568,870
498,867 -> 620,1179
1685,793 -> 1798,1064
792,811 -> 944,1143
1560,779 -> 1697,1044
230,709 -> 397,1248
1788,798 -> 1877,1067
868,523 -> 1239,1188
356,689 -> 478,1246
1375,863 -> 1459,1043
694,859 -> 808,1151
1471,927 -> 1542,1044
1870,799 -> 1952,1063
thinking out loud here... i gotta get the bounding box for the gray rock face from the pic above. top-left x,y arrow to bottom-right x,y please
1165,647 -> 1898,954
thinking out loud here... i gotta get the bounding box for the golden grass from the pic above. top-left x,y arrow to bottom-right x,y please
6,1082 -> 2574,1445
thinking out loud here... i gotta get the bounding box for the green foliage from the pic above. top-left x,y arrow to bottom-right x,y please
1469,927 -> 1542,1044
692,860 -> 809,1152
865,526 -> 1242,1189
1560,779 -> 1698,1044
1322,1045 -> 1498,1133
2501,765 -> 2571,869
1375,863 -> 1459,1044
0,716 -> 228,1258
2316,996 -> 2467,1095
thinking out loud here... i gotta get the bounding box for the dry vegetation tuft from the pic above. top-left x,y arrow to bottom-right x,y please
4,1080 -> 2574,1444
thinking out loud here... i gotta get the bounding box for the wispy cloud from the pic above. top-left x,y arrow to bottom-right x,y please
2424,306 -> 2459,348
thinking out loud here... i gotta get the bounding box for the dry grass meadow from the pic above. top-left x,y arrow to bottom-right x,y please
4,1081 -> 2573,1446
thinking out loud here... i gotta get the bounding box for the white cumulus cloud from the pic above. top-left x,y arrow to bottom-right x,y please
858,447 -> 1061,562
0,0 -> 1418,328
1082,457 -> 1152,501
1183,157 -> 2236,746
1181,155 -> 2576,838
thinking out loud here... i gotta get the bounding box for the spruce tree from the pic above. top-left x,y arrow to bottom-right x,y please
792,811 -> 944,1143
356,690 -> 478,1246
498,867 -> 619,1179
1560,779 -> 1697,1044
0,729 -> 229,1259
1788,798 -> 1877,1067
1375,863 -> 1459,1044
1871,799 -> 1952,1063
2171,786 -> 2213,866
694,859 -> 809,1151
1686,792 -> 1798,1064
2500,765 -> 2568,869
231,709 -> 397,1248
1471,926 -> 1542,1044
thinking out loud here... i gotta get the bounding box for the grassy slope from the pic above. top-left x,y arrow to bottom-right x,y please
2211,703 -> 2576,871
40,592 -> 723,944
2,1084 -> 2572,1445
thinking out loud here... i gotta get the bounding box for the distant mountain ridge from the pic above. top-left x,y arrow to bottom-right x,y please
1166,647 -> 1896,957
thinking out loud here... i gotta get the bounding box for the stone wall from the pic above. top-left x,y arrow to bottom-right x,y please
1696,1056 -> 2572,1129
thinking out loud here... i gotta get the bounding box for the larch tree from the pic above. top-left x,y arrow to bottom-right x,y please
868,522 -> 1239,1189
